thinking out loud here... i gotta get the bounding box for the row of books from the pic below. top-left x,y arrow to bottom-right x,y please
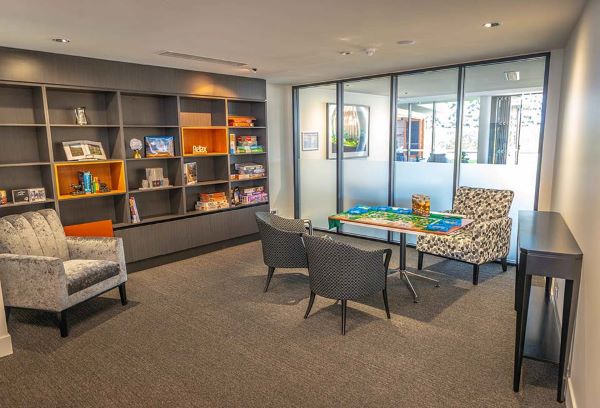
230,162 -> 265,180
230,135 -> 265,154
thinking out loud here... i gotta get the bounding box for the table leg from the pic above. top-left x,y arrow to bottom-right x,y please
514,273 -> 532,392
558,279 -> 577,403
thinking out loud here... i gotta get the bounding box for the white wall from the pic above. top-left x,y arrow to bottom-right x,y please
266,83 -> 293,217
551,1 -> 600,406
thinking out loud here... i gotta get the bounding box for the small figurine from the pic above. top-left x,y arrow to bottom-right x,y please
99,182 -> 111,193
70,184 -> 85,195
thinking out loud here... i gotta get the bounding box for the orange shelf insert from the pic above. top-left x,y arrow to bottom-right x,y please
55,160 -> 126,200
182,128 -> 228,156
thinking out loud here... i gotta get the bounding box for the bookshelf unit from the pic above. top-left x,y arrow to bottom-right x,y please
0,79 -> 268,263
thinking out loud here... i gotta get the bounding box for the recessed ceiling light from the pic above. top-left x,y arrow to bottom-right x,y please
396,40 -> 416,45
482,22 -> 501,28
339,51 -> 352,56
51,38 -> 70,43
504,71 -> 520,81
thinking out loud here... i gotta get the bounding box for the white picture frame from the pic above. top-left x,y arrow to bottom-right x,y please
301,131 -> 319,151
62,140 -> 107,161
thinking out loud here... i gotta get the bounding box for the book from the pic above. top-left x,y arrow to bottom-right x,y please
184,162 -> 198,185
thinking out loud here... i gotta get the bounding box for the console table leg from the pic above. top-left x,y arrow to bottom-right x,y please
557,280 -> 574,402
514,274 -> 532,392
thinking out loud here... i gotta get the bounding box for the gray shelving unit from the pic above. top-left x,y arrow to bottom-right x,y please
0,81 -> 269,261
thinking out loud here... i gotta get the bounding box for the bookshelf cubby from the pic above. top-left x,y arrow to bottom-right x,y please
51,126 -> 124,161
0,80 -> 267,260
0,84 -> 45,125
0,126 -> 50,164
182,127 -> 228,155
54,160 -> 126,200
121,93 -> 178,126
180,97 -> 226,127
46,88 -> 119,126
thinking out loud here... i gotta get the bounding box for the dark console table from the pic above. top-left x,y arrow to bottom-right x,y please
513,211 -> 582,402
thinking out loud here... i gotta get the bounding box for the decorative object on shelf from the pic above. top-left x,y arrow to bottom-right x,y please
130,138 -> 143,159
184,162 -> 198,185
196,191 -> 229,211
143,167 -> 169,188
70,183 -> 85,195
62,140 -> 107,161
68,171 -> 111,196
0,190 -> 7,205
326,103 -> 369,159
301,131 -> 319,151
192,145 -> 208,154
412,194 -> 431,217
229,133 -> 236,154
228,115 -> 256,127
99,182 -> 111,193
28,188 -> 46,202
232,186 -> 241,206
145,136 -> 174,157
231,162 -> 265,180
12,189 -> 30,203
80,171 -> 93,193
74,107 -> 88,125
235,135 -> 264,154
129,196 -> 141,223
237,185 -> 268,205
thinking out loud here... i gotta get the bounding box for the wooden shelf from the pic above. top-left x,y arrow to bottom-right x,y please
228,126 -> 266,129
0,199 -> 54,208
231,152 -> 267,156
0,162 -> 50,168
0,123 -> 46,127
126,156 -> 182,161
129,186 -> 182,193
50,124 -> 120,128
58,191 -> 126,201
181,127 -> 228,155
185,179 -> 229,187
124,125 -> 179,128
230,176 -> 268,182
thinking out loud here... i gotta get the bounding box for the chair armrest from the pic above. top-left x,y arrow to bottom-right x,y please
0,254 -> 68,311
66,236 -> 127,278
469,217 -> 512,254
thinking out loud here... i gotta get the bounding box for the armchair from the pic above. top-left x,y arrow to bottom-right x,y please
0,209 -> 127,337
416,186 -> 514,285
302,235 -> 392,335
255,212 -> 313,292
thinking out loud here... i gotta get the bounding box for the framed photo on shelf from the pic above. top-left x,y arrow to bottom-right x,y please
326,103 -> 370,159
184,162 -> 198,185
301,131 -> 319,151
62,140 -> 107,161
145,136 -> 175,157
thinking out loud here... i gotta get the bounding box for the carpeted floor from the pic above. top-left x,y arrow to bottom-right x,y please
0,236 -> 559,407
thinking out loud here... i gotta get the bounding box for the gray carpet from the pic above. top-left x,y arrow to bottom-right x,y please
0,236 -> 559,407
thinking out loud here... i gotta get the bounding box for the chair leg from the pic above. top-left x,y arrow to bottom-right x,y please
264,267 -> 275,292
4,306 -> 10,323
382,289 -> 391,319
118,283 -> 128,306
304,291 -> 316,319
417,251 -> 424,270
473,264 -> 480,285
501,257 -> 508,272
59,310 -> 69,338
341,300 -> 347,335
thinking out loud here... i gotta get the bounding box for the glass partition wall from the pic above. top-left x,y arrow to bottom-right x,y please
294,54 -> 548,262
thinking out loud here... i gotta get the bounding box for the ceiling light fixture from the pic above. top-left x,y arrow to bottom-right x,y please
364,48 -> 377,56
482,22 -> 501,28
51,38 -> 70,43
339,51 -> 352,56
504,71 -> 520,81
396,40 -> 416,45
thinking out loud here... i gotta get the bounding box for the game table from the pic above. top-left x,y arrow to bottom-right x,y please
329,206 -> 473,302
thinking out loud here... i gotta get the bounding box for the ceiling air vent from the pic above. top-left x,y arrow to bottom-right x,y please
157,51 -> 248,68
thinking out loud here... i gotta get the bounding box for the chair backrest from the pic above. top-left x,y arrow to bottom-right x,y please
452,186 -> 514,221
303,234 -> 387,300
0,209 -> 69,260
255,212 -> 308,268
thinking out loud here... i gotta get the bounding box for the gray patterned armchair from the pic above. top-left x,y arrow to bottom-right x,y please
416,186 -> 514,285
0,209 -> 127,337
255,212 -> 313,292
302,235 -> 392,335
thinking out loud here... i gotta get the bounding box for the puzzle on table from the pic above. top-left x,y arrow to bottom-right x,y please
328,205 -> 466,234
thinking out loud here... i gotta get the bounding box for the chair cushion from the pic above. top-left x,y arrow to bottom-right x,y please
2,214 -> 44,256
0,218 -> 25,254
453,187 -> 514,221
63,259 -> 120,295
22,212 -> 60,258
417,229 -> 480,264
38,209 -> 70,260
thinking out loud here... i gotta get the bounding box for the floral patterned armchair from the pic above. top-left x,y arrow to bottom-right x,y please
416,187 -> 514,285
0,209 -> 127,337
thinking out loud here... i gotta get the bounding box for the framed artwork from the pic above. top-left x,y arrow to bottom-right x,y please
326,104 -> 370,159
145,136 -> 175,157
62,140 -> 107,161
301,131 -> 319,151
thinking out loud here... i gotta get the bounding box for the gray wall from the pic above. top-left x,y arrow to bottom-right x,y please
551,1 -> 600,406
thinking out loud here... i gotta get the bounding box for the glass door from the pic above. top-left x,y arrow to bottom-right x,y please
393,68 -> 459,243
459,57 -> 546,260
340,76 -> 391,239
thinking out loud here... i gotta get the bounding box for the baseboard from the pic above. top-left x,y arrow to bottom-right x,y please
0,333 -> 12,358
566,377 -> 577,408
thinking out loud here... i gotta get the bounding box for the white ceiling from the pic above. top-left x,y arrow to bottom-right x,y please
0,0 -> 584,85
